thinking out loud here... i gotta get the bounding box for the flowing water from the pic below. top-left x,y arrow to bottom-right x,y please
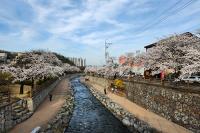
65,78 -> 131,133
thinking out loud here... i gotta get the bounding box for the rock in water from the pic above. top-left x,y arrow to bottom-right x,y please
122,118 -> 131,126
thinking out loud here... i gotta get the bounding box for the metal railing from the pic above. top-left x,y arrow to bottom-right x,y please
86,73 -> 200,94
31,78 -> 58,97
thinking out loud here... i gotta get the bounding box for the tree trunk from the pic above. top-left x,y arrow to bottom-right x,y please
31,77 -> 34,89
20,81 -> 24,94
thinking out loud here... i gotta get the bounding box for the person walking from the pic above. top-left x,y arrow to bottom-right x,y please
104,88 -> 107,95
49,93 -> 53,101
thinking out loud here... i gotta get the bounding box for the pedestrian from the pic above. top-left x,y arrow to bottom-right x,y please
49,93 -> 52,101
104,88 -> 107,95
114,73 -> 117,79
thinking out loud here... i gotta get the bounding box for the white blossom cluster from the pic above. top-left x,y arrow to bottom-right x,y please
85,33 -> 200,79
62,63 -> 81,73
0,51 -> 80,83
85,65 -> 132,78
145,33 -> 200,78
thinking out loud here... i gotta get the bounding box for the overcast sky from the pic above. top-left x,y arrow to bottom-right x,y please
0,0 -> 200,65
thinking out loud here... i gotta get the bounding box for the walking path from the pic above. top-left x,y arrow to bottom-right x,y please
10,78 -> 70,133
86,81 -> 191,133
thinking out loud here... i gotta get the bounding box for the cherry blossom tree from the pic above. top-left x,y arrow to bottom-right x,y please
134,52 -> 145,66
0,49 -> 84,95
145,33 -> 200,78
180,47 -> 200,77
62,63 -> 80,73
85,65 -> 132,78
85,33 -> 200,80
0,51 -> 64,94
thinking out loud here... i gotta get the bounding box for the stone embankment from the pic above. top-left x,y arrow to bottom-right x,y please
0,78 -> 61,132
1,75 -> 77,133
39,76 -> 77,133
83,83 -> 158,133
87,76 -> 200,132
0,99 -> 33,132
40,93 -> 74,133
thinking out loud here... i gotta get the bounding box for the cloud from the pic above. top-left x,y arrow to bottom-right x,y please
0,0 -> 200,65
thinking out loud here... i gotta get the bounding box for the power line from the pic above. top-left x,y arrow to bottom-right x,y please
138,0 -> 197,34
140,0 -> 184,31
153,0 -> 195,25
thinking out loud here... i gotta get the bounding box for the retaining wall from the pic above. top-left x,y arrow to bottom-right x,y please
0,103 -> 13,132
84,82 -> 158,133
0,99 -> 26,132
87,76 -> 200,132
26,79 -> 60,111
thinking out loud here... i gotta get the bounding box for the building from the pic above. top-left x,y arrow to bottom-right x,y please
144,43 -> 156,52
118,52 -> 145,75
0,53 -> 7,63
68,57 -> 86,67
118,55 -> 127,65
17,52 -> 25,57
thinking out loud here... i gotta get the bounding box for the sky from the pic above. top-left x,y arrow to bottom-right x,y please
0,0 -> 200,65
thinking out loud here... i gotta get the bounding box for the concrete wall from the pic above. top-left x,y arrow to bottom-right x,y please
9,85 -> 31,94
26,79 -> 60,111
87,76 -> 200,132
0,85 -> 31,92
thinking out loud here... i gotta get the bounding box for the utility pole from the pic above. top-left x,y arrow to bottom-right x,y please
105,40 -> 112,65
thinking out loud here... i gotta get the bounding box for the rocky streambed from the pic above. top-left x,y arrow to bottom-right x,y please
84,80 -> 159,133
65,78 -> 131,133
40,77 -> 158,133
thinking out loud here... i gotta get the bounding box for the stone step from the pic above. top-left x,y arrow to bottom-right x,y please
21,109 -> 29,115
10,100 -> 33,125
16,112 -> 23,117
0,94 -> 8,97
0,99 -> 9,103
0,96 -> 9,99
12,111 -> 33,123
12,106 -> 30,116
28,112 -> 33,116
12,116 -> 20,121
13,108 -> 24,113
0,101 -> 9,105
16,118 -> 22,124
12,102 -> 19,107
12,105 -> 22,110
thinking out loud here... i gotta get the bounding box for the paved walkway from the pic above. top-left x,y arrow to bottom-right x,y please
10,78 -> 70,133
86,81 -> 191,133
